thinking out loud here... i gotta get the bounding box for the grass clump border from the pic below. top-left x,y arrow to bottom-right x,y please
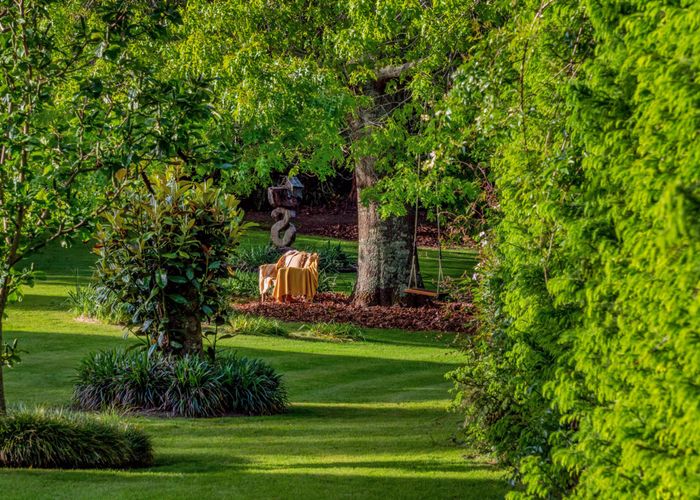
73,349 -> 288,418
0,407 -> 153,469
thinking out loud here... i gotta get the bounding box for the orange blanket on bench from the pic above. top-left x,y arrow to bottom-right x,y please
259,251 -> 319,302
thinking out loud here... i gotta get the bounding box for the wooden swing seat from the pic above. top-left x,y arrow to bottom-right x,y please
404,287 -> 438,298
403,287 -> 445,299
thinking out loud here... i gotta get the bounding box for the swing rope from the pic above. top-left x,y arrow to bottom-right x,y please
436,205 -> 444,295
406,155 -> 445,296
407,157 -> 420,290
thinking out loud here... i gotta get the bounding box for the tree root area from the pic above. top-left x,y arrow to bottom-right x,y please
234,293 -> 474,334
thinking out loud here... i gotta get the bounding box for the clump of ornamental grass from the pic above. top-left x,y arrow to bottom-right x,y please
296,322 -> 364,343
228,315 -> 287,337
0,407 -> 153,469
73,349 -> 287,418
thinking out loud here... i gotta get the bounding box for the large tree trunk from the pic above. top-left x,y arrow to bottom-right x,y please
350,82 -> 422,307
352,154 -> 417,307
168,313 -> 203,355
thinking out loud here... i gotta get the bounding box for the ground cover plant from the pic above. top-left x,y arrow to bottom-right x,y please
0,408 -> 152,469
228,316 -> 287,338
227,315 -> 363,344
231,244 -> 281,273
73,350 -> 287,417
0,243 -> 506,499
296,322 -> 365,343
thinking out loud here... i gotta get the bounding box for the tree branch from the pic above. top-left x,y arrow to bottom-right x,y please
374,59 -> 422,83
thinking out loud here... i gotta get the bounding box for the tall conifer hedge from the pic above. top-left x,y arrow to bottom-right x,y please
451,1 -> 699,497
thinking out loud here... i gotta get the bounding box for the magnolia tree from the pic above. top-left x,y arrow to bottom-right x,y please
94,172 -> 249,357
0,0 -> 190,415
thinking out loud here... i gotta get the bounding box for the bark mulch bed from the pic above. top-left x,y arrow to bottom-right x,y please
234,292 -> 475,334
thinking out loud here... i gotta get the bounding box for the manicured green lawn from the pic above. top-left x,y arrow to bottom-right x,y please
0,238 -> 504,499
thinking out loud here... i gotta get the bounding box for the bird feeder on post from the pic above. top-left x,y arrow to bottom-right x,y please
286,176 -> 304,201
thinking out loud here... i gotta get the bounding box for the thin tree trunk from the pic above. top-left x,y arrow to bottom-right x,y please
0,286 -> 8,416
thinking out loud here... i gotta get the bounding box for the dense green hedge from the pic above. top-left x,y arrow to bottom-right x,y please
0,409 -> 152,469
450,1 -> 699,497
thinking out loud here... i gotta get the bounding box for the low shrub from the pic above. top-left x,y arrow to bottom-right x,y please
94,172 -> 249,356
303,241 -> 355,273
297,322 -> 364,343
73,349 -> 287,417
231,244 -> 280,272
228,315 -> 287,337
166,355 -> 225,418
223,272 -> 260,299
233,242 -> 355,275
66,281 -> 130,324
316,272 -> 337,293
0,408 -> 153,469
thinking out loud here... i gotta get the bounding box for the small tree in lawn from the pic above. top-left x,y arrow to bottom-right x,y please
0,0 -> 187,415
94,171 -> 249,357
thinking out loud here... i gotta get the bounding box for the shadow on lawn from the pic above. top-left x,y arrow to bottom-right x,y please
0,468 -> 507,499
9,293 -> 78,312
6,331 -> 461,406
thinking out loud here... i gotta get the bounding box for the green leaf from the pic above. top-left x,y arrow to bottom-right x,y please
167,294 -> 188,305
155,270 -> 168,289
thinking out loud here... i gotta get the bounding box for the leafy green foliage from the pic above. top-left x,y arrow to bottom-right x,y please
0,0 -> 206,413
0,340 -> 22,369
231,245 -> 281,272
174,1 -> 486,209
450,1 -> 700,498
0,408 -> 152,469
316,272 -> 338,294
94,171 -> 249,355
302,241 -> 356,274
73,349 -> 288,417
165,355 -> 227,417
218,355 -> 289,416
223,272 -> 261,299
66,280 -> 129,325
233,242 -> 355,275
